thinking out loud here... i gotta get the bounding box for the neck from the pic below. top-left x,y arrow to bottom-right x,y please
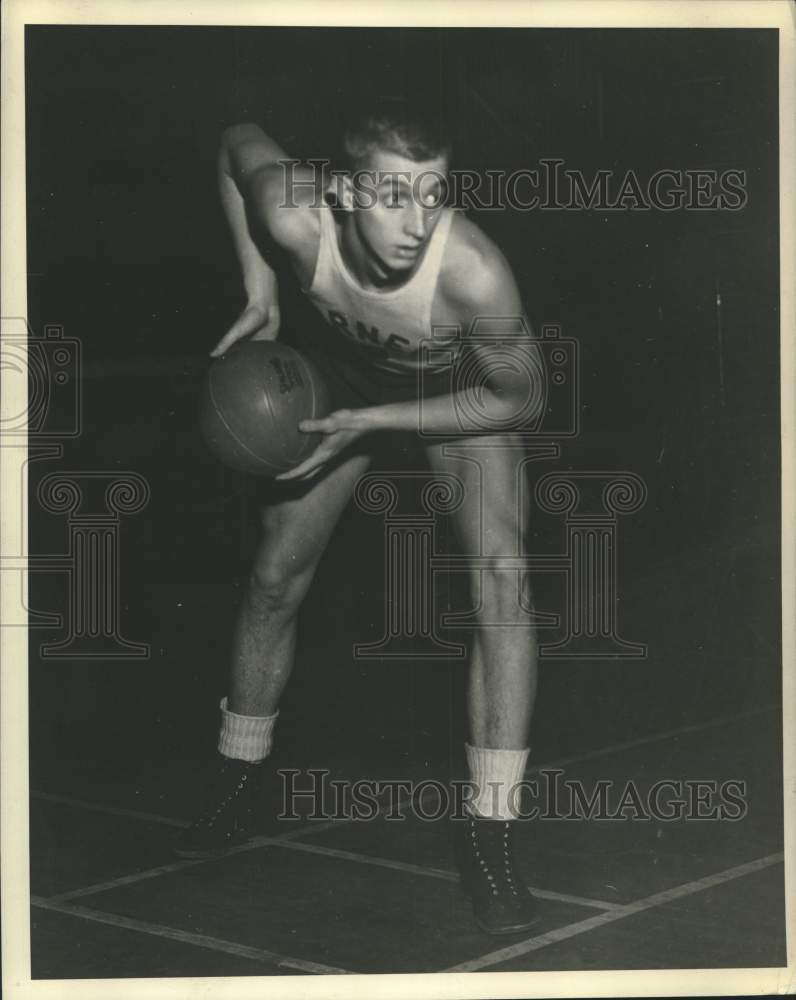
338,217 -> 422,292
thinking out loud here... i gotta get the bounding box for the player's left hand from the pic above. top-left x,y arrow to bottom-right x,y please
275,409 -> 366,481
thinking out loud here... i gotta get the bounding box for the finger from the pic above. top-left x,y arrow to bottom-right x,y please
277,465 -> 325,483
300,409 -> 347,433
298,418 -> 330,433
275,449 -> 329,481
210,308 -> 266,357
209,330 -> 240,358
210,326 -> 252,357
275,460 -> 322,481
294,467 -> 325,482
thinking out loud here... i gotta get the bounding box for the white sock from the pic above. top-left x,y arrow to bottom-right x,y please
217,696 -> 278,763
465,743 -> 530,820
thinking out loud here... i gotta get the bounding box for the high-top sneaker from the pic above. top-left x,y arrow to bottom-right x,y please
173,755 -> 265,859
456,813 -> 540,934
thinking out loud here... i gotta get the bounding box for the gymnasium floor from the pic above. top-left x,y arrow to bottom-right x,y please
27,370 -> 786,979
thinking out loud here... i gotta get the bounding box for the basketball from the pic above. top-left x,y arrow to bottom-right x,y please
199,340 -> 331,476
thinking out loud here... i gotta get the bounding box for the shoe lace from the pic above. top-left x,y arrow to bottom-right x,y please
195,767 -> 249,830
470,819 -> 521,897
500,824 -> 521,896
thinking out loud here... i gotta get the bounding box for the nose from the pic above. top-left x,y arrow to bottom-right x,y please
404,203 -> 427,242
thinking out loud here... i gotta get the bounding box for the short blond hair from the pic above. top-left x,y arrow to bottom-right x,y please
342,96 -> 451,171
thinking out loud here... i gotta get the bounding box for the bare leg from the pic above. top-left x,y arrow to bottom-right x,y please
426,437 -> 536,749
228,450 -> 371,717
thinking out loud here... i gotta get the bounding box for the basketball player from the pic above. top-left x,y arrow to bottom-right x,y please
175,100 -> 544,935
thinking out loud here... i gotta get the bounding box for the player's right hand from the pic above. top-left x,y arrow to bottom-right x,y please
210,293 -> 281,357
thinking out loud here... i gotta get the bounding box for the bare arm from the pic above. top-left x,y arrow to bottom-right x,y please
358,255 -> 538,435
211,124 -> 291,355
278,239 -> 544,482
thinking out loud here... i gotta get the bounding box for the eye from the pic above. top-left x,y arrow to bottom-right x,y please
422,189 -> 443,209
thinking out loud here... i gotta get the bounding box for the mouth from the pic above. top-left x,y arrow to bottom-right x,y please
394,245 -> 422,259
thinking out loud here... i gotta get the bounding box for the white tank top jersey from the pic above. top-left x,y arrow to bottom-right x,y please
304,201 -> 456,375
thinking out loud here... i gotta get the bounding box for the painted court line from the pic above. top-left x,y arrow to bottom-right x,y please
267,840 -> 621,912
31,896 -> 352,976
39,788 -> 435,903
46,857 -> 227,903
34,707 -> 772,909
443,852 -> 785,972
31,791 -> 190,828
273,838 -> 457,880
47,831 -> 618,914
525,704 -> 777,776
43,827 -> 437,904
45,830 -> 619,914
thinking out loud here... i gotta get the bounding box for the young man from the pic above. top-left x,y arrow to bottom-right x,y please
175,100 -> 544,935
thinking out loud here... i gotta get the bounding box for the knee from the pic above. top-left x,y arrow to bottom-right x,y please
473,566 -> 529,620
246,554 -> 312,617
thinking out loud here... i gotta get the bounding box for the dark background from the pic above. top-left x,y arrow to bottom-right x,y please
26,28 -> 781,796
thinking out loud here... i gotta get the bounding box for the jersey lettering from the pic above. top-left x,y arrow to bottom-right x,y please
328,310 -> 350,333
355,321 -> 380,346
385,333 -> 412,353
325,308 -> 414,358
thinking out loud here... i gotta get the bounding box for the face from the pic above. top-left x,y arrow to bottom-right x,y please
347,148 -> 449,273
